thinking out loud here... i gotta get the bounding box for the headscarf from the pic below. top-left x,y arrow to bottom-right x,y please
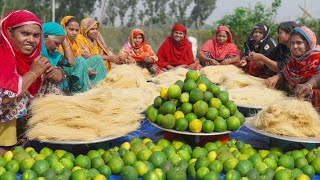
0,10 -> 42,96
283,26 -> 320,85
129,29 -> 146,49
40,22 -> 66,66
60,16 -> 82,57
199,26 -> 239,60
157,24 -> 194,67
244,23 -> 276,55
79,18 -> 111,69
119,28 -> 156,61
79,18 -> 109,56
278,21 -> 299,34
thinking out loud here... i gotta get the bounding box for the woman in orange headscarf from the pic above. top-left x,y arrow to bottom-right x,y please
119,28 -> 158,70
79,18 -> 119,71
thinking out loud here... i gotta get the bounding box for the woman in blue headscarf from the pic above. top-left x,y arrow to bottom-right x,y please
41,22 -> 107,95
39,22 -> 70,95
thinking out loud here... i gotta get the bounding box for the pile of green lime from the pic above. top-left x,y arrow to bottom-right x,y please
0,138 -> 319,180
147,70 -> 245,133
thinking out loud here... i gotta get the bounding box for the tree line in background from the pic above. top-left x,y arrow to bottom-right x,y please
0,0 -> 217,28
0,0 -> 319,52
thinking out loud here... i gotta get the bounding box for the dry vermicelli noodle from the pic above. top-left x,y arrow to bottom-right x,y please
148,68 -> 189,88
221,73 -> 265,90
26,65 -> 158,142
200,65 -> 244,84
228,85 -> 288,108
27,88 -> 144,141
97,64 -> 150,89
252,99 -> 320,137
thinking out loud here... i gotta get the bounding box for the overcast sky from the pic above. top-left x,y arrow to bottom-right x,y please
205,0 -> 320,24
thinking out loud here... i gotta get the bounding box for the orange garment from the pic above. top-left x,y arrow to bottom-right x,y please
79,18 -> 112,70
119,28 -> 157,63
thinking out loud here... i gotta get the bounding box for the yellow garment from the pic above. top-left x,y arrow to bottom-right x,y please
59,16 -> 83,57
0,120 -> 17,146
79,18 -> 112,70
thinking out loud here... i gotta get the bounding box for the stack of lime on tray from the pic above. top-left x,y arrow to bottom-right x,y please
147,70 -> 245,133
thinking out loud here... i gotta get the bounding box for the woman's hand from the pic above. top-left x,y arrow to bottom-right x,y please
294,83 -> 312,99
239,59 -> 247,67
30,56 -> 51,77
209,59 -> 220,65
45,67 -> 63,82
248,52 -> 261,61
126,56 -> 136,64
220,59 -> 230,65
265,74 -> 280,89
144,56 -> 153,64
88,68 -> 97,76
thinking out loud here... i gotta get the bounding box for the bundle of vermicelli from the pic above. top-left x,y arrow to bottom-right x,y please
27,88 -> 144,141
221,73 -> 265,90
27,64 -> 161,141
228,85 -> 287,107
97,64 -> 150,89
200,65 -> 244,84
148,68 -> 189,88
252,99 -> 320,137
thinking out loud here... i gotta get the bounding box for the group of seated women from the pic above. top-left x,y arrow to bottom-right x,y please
1,10 -> 320,150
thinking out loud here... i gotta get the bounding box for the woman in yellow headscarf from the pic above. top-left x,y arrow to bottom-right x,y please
59,16 -> 107,93
79,18 -> 119,70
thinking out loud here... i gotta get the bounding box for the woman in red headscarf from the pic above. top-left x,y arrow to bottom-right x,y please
197,26 -> 240,66
118,28 -> 158,70
0,10 -> 53,149
150,24 -> 200,75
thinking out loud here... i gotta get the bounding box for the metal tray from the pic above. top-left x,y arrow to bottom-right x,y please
244,119 -> 320,143
34,134 -> 125,145
149,120 -> 232,136
237,105 -> 262,117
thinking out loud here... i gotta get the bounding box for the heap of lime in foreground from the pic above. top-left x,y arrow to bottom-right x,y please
147,70 -> 245,133
0,137 -> 319,179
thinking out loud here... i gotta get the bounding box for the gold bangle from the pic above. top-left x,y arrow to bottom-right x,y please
28,71 -> 37,82
306,82 -> 313,90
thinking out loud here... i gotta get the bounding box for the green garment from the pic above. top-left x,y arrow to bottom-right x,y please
64,55 -> 107,93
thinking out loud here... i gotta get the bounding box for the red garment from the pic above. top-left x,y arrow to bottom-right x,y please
157,24 -> 194,68
283,26 -> 320,86
0,10 -> 42,96
199,26 -> 239,60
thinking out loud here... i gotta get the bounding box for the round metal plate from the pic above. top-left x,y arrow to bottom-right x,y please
149,120 -> 232,136
244,119 -> 320,143
34,134 -> 125,145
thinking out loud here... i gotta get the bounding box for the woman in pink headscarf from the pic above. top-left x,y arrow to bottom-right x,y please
150,24 -> 200,75
267,26 -> 320,110
197,26 -> 240,66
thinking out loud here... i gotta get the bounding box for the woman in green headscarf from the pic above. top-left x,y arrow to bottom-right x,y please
41,22 -> 107,94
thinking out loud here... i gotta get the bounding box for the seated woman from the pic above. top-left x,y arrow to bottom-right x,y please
0,11 -> 60,151
79,18 -> 119,71
197,25 -> 240,66
150,24 -> 201,75
240,23 -> 277,78
60,16 -> 107,93
246,21 -> 299,77
40,22 -> 75,95
118,28 -> 158,70
266,26 -> 320,110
